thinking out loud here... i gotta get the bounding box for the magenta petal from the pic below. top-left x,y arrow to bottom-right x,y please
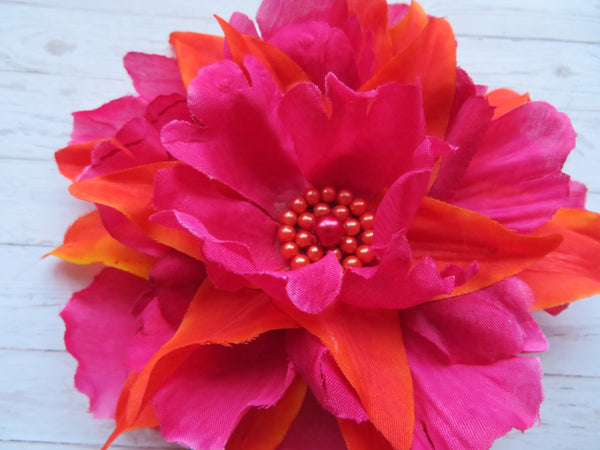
78,140 -> 137,181
162,58 -> 307,217
402,277 -> 547,365
280,74 -> 425,200
287,330 -> 367,421
70,96 -> 146,145
115,117 -> 169,163
145,93 -> 191,129
566,180 -> 587,209
406,330 -> 544,449
229,12 -> 260,37
60,268 -> 149,418
152,332 -> 293,449
123,52 -> 186,102
451,102 -> 576,232
388,4 -> 410,27
277,390 -> 347,450
257,0 -> 348,40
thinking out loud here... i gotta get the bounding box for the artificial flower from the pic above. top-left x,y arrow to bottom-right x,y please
53,1 -> 600,449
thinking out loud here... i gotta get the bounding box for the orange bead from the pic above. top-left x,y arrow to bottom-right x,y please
350,198 -> 367,216
340,236 -> 358,254
344,218 -> 361,236
361,229 -> 374,245
277,225 -> 296,242
306,245 -> 325,262
297,212 -> 316,230
291,254 -> 311,269
321,186 -> 337,203
313,202 -> 331,217
330,248 -> 343,262
356,245 -> 375,264
280,209 -> 297,226
359,212 -> 375,230
295,230 -> 313,248
336,189 -> 354,206
332,205 -> 349,221
281,242 -> 299,259
290,196 -> 308,214
304,188 -> 321,205
342,255 -> 362,269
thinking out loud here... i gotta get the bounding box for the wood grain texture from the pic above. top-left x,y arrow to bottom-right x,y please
1,0 -> 598,448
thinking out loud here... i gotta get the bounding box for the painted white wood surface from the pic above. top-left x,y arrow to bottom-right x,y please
1,0 -> 599,448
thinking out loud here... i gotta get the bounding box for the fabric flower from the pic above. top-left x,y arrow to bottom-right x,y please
52,1 -> 600,449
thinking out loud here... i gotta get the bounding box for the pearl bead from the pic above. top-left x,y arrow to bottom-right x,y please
344,218 -> 361,236
336,189 -> 353,206
314,214 -> 344,248
340,236 -> 357,254
304,188 -> 321,205
280,209 -> 297,226
342,255 -> 362,269
297,212 -> 315,230
306,245 -> 324,262
359,212 -> 375,230
295,230 -> 313,248
313,202 -> 331,217
350,198 -> 367,216
361,229 -> 374,245
277,225 -> 296,242
281,242 -> 299,259
290,196 -> 308,214
356,245 -> 375,264
321,186 -> 337,203
291,254 -> 310,269
332,205 -> 349,221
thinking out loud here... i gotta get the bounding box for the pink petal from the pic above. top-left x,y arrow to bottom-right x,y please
70,96 -> 146,145
229,12 -> 259,37
115,117 -> 169,163
279,73 -> 425,200
269,21 -> 359,90
287,330 -> 368,422
152,332 -> 293,449
402,277 -> 547,365
451,101 -> 576,232
256,0 -> 348,40
406,330 -> 544,449
388,4 -> 410,28
566,180 -> 587,209
61,268 -> 149,418
162,57 -> 307,217
123,52 -> 186,102
78,140 -> 137,181
447,67 -> 477,131
277,390 -> 347,450
144,93 -> 191,129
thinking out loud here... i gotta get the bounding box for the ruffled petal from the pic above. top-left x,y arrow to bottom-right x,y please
123,52 -> 186,102
169,32 -> 225,88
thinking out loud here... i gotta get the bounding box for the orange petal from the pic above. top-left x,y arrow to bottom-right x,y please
215,16 -> 310,91
388,1 -> 428,55
49,210 -> 155,279
109,280 -> 298,441
226,376 -> 308,450
486,88 -> 531,120
519,208 -> 600,310
68,162 -> 203,260
407,197 -> 562,298
281,302 -> 414,450
361,18 -> 456,137
169,32 -> 225,88
347,0 -> 393,68
338,419 -> 395,450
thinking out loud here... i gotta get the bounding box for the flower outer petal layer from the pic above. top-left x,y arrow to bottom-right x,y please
123,52 -> 187,102
169,32 -> 225,88
56,139 -> 108,181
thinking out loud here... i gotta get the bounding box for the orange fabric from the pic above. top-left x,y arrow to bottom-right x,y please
281,302 -> 414,450
408,197 -> 563,298
347,0 -> 393,69
519,209 -> 600,310
361,18 -> 457,138
109,280 -> 298,439
50,210 -> 155,279
486,88 -> 530,120
338,418 -> 395,450
388,1 -> 428,55
68,162 -> 204,261
226,376 -> 308,450
216,16 -> 310,92
169,32 -> 225,88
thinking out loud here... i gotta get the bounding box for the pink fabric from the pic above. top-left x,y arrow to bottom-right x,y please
60,268 -> 148,418
567,180 -> 587,209
388,4 -> 410,28
229,12 -> 259,37
152,332 -> 293,449
144,93 -> 191,129
123,52 -> 186,102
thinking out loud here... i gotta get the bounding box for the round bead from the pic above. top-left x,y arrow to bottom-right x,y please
297,212 -> 316,230
342,255 -> 362,269
277,225 -> 296,242
281,242 -> 299,259
291,254 -> 311,269
356,245 -> 375,264
313,203 -> 331,217
349,198 -> 367,217
332,205 -> 350,221
359,212 -> 375,230
280,209 -> 297,226
336,189 -> 354,206
340,236 -> 358,254
321,186 -> 337,203
330,248 -> 343,262
306,245 -> 325,262
314,214 -> 345,248
344,218 -> 361,236
361,229 -> 374,245
304,188 -> 321,206
295,230 -> 313,248
290,196 -> 308,214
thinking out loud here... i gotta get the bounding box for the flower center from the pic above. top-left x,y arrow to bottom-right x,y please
277,186 -> 375,270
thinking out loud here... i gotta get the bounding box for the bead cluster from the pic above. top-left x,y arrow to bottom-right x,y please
277,186 -> 375,270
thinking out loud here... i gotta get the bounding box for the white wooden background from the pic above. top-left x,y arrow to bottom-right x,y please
1,0 -> 599,448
